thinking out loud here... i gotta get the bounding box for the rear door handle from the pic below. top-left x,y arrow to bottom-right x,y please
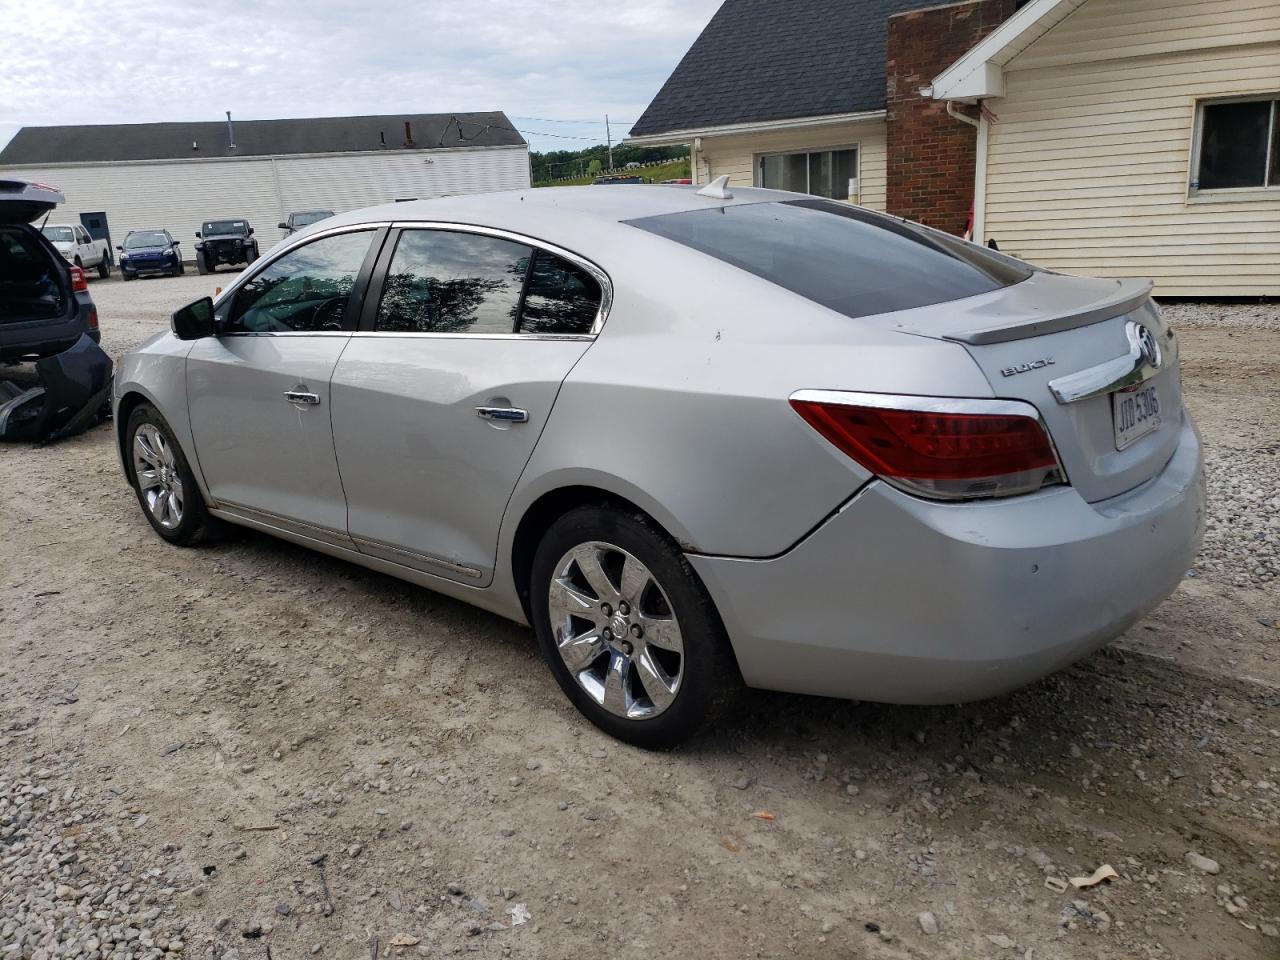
475,406 -> 529,423
284,390 -> 321,406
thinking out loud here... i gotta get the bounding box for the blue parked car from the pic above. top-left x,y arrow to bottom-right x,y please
118,229 -> 184,280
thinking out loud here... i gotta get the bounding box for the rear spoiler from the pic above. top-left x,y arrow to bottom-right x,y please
943,278 -> 1154,346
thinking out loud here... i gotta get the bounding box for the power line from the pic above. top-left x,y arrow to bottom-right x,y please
511,115 -> 637,126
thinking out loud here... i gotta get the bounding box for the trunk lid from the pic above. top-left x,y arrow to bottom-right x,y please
874,271 -> 1183,503
0,179 -> 64,224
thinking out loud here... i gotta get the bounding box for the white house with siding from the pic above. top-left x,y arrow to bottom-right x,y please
929,0 -> 1280,297
632,0 -> 1279,297
0,112 -> 531,261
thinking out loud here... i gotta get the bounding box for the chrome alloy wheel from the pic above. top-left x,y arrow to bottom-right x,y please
132,423 -> 184,530
548,542 -> 685,720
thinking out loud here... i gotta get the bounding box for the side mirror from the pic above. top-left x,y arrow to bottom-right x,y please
195,231 -> 202,239
277,222 -> 288,230
247,227 -> 254,235
173,240 -> 181,246
171,297 -> 215,341
115,245 -> 123,252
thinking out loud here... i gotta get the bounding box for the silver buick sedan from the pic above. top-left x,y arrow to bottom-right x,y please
114,182 -> 1205,747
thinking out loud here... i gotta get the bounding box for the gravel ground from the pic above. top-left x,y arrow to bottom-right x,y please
2,278 -> 1278,960
1162,301 -> 1280,333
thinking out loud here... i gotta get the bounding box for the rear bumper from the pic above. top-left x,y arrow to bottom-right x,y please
691,413 -> 1205,704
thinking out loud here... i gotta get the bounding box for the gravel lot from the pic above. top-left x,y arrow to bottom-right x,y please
2,275 -> 1277,960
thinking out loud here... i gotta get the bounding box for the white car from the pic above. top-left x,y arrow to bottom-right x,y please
40,223 -> 111,278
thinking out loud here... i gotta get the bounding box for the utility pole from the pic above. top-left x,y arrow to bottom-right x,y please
606,114 -> 613,171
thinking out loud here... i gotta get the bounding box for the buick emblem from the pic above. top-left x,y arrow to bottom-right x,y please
1135,324 -> 1161,368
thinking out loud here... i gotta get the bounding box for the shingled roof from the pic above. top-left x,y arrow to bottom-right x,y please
0,112 -> 525,165
630,0 -> 934,138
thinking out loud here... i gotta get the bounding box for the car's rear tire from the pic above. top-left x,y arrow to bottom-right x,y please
530,504 -> 737,749
125,404 -> 220,546
97,257 -> 110,279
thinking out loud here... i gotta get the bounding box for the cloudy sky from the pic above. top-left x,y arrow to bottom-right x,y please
0,0 -> 723,155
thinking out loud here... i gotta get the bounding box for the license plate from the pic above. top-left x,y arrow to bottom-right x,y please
1112,382 -> 1162,451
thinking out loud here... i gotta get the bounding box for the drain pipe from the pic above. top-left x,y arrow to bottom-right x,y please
942,99 -> 987,243
946,100 -> 979,128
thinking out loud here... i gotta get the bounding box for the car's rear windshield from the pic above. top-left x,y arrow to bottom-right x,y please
204,220 -> 247,235
627,199 -> 1032,319
125,230 -> 169,248
1,226 -> 66,323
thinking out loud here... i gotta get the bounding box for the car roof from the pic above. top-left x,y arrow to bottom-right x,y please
322,185 -> 794,240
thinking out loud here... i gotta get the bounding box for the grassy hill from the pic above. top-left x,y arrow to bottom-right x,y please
535,158 -> 691,188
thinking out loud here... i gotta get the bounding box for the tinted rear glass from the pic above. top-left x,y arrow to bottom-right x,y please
628,199 -> 1031,319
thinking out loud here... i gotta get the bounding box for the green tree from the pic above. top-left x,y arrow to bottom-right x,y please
586,158 -> 603,177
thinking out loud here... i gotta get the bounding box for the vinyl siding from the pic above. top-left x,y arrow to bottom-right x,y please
698,120 -> 889,210
0,146 -> 530,256
984,0 -> 1280,296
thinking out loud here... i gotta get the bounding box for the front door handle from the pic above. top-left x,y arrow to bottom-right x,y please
475,406 -> 529,424
284,390 -> 321,406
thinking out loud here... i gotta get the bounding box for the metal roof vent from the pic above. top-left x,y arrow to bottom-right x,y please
696,175 -> 733,200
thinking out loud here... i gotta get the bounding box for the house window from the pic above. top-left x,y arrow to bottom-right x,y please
758,148 -> 859,200
1193,96 -> 1279,191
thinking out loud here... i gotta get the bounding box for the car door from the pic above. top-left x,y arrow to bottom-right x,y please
330,225 -> 608,585
186,226 -> 384,545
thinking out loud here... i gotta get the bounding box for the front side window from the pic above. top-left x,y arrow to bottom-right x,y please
1194,96 -> 1279,190
227,230 -> 373,333
376,230 -> 531,334
628,199 -> 1031,320
518,251 -> 602,335
759,148 -> 859,201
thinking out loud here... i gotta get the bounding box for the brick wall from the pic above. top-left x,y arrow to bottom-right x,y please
885,0 -> 1016,234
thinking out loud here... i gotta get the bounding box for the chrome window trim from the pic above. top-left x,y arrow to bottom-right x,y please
1048,320 -> 1179,405
385,220 -> 613,337
213,219 -> 614,341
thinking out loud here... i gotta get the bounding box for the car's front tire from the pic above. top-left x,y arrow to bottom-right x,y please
125,404 -> 218,546
530,504 -> 737,749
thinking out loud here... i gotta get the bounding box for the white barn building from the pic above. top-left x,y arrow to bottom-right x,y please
0,112 -> 531,260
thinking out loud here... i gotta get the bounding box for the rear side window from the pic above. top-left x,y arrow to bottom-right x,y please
519,251 -> 602,335
376,230 -> 532,334
0,226 -> 66,322
627,199 -> 1031,319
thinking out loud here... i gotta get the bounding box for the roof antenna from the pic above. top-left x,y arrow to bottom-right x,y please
225,111 -> 236,150
696,175 -> 733,200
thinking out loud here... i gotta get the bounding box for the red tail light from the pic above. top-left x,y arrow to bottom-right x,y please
790,391 -> 1065,500
69,264 -> 88,292
87,305 -> 99,330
